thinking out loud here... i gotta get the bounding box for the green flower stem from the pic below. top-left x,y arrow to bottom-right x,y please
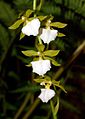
54,96 -> 59,115
50,100 -> 57,119
47,95 -> 59,119
38,36 -> 42,44
22,98 -> 40,119
37,0 -> 43,11
14,93 -> 31,119
46,44 -> 49,50
33,0 -> 37,17
33,0 -> 37,10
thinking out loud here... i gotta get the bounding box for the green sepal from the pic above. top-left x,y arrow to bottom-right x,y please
44,56 -> 60,66
51,59 -> 61,66
52,80 -> 67,93
25,9 -> 33,17
34,76 -> 51,83
43,50 -> 60,57
54,84 -> 67,93
33,57 -> 39,61
27,17 -> 34,21
50,22 -> 67,28
52,80 -> 60,85
34,78 -> 45,83
20,32 -> 25,40
44,75 -> 51,81
9,19 -> 24,29
48,15 -> 54,21
22,50 -> 38,57
58,32 -> 66,37
36,43 -> 45,52
37,16 -> 47,21
42,15 -> 54,23
18,12 -> 24,19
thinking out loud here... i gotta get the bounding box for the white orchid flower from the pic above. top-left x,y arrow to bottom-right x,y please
40,28 -> 58,44
38,88 -> 55,103
21,18 -> 40,36
31,60 -> 51,76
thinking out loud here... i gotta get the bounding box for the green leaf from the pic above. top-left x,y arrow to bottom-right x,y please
20,32 -> 25,40
0,1 -> 17,26
9,19 -> 23,29
58,32 -> 66,37
8,71 -> 19,80
60,99 -> 80,113
17,55 -> 32,64
22,50 -> 38,57
44,57 -> 60,66
5,102 -> 16,110
11,84 -> 40,93
50,22 -> 67,28
11,86 -> 30,93
25,9 -> 33,17
43,50 -> 60,57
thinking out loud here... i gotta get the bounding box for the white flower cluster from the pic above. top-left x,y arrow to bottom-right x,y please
9,9 -> 66,104
22,18 -> 58,44
21,18 -> 58,76
21,18 -> 57,103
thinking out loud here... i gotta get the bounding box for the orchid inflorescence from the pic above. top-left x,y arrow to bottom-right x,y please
9,7 -> 67,103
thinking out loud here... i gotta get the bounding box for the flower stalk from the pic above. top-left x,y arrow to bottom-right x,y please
33,0 -> 37,17
50,100 -> 57,119
38,35 -> 42,44
9,0 -> 69,118
33,0 -> 37,10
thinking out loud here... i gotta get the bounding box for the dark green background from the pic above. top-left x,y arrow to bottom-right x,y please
0,0 -> 85,119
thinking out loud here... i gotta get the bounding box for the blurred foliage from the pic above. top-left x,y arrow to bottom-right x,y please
0,0 -> 85,119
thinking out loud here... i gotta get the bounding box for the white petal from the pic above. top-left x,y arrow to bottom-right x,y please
40,28 -> 58,44
31,60 -> 51,76
38,88 -> 55,103
21,18 -> 40,36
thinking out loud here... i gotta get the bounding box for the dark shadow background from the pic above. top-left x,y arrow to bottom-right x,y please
0,0 -> 85,119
